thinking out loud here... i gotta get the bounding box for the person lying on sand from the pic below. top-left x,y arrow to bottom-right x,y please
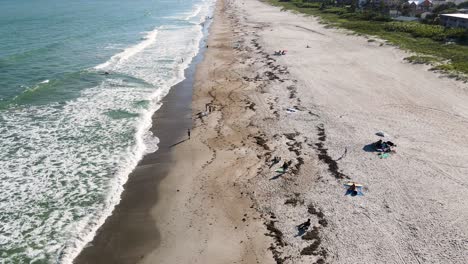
297,219 -> 311,231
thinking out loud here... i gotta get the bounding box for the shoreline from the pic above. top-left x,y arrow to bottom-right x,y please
72,14 -> 212,264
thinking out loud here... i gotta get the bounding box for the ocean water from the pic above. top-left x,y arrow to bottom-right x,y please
0,0 -> 215,263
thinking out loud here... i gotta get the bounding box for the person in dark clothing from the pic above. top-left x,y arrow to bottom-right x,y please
281,161 -> 289,171
348,183 -> 358,196
270,156 -> 281,168
297,219 -> 311,231
374,139 -> 383,151
187,129 -> 191,140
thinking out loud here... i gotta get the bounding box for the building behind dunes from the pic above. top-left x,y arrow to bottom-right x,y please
440,13 -> 468,28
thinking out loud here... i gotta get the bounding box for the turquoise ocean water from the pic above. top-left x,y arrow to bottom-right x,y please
0,0 -> 215,263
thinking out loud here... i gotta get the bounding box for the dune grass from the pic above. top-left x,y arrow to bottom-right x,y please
266,0 -> 468,77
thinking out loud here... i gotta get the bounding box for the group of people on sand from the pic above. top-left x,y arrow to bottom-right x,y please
274,50 -> 287,56
374,139 -> 397,153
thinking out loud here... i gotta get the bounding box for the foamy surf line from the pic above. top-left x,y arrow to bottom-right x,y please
62,1 -> 216,263
94,28 -> 159,70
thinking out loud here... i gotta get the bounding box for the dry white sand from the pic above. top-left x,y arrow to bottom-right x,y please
138,0 -> 468,263
233,0 -> 468,263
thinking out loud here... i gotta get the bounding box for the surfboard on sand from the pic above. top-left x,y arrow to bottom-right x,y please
275,168 -> 285,173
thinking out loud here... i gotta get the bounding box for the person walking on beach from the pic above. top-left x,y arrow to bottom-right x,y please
187,128 -> 191,140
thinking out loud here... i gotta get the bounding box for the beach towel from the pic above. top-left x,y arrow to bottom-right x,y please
343,183 -> 364,196
379,153 -> 390,159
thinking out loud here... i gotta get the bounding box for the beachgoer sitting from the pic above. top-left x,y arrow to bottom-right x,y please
297,219 -> 311,231
381,141 -> 390,152
374,139 -> 383,151
281,161 -> 290,171
374,139 -> 395,152
348,183 -> 358,196
281,50 -> 286,55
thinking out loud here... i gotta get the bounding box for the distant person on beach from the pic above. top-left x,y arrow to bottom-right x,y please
281,161 -> 290,171
187,129 -> 191,139
297,219 -> 311,231
374,139 -> 397,153
270,156 -> 281,168
348,183 -> 357,194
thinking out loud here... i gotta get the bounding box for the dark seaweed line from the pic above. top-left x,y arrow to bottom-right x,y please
315,125 -> 350,180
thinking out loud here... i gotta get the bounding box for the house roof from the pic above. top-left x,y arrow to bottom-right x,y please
441,13 -> 468,19
408,0 -> 432,4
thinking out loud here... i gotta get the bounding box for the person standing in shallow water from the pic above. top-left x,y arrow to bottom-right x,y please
187,129 -> 191,140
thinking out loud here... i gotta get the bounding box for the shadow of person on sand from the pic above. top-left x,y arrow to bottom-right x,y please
362,143 -> 378,152
269,172 -> 285,180
169,139 -> 188,148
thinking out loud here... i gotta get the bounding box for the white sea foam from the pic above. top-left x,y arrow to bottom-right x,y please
95,28 -> 159,70
40,79 -> 50,84
185,5 -> 202,21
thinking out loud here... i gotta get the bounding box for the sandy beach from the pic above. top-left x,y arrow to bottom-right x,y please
75,0 -> 468,263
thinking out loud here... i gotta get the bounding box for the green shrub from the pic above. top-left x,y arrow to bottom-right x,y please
433,3 -> 457,14
322,7 -> 347,15
459,1 -> 468,8
339,12 -> 361,19
404,55 -> 441,64
338,11 -> 391,22
294,2 -> 321,8
382,22 -> 467,41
